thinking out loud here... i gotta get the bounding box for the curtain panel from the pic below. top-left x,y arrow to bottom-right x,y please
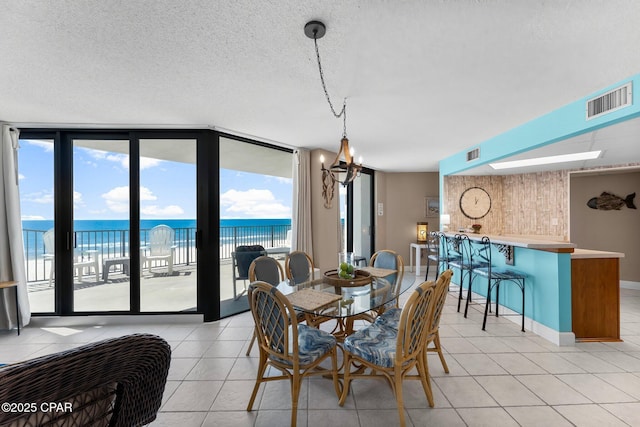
0,125 -> 30,330
291,149 -> 313,259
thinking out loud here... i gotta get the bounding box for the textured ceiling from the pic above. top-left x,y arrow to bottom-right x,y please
1,0 -> 639,172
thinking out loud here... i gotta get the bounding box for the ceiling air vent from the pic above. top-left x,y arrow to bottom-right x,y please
466,148 -> 480,162
586,82 -> 632,120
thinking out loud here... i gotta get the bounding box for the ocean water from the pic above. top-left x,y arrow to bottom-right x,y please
22,218 -> 291,260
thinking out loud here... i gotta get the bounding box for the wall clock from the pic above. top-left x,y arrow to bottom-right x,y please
459,186 -> 491,219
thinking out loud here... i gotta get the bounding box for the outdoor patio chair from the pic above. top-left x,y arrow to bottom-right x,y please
140,225 -> 176,275
43,228 -> 100,286
0,333 -> 171,427
247,281 -> 341,427
231,244 -> 266,300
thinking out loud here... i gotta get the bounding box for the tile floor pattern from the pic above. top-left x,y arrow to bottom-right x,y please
1,278 -> 640,426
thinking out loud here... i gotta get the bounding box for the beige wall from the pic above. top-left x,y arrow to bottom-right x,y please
375,172 -> 440,270
308,156 -> 440,273
310,149 -> 341,272
570,171 -> 640,282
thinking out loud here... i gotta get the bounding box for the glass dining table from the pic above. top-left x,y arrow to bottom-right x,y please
275,267 -> 413,340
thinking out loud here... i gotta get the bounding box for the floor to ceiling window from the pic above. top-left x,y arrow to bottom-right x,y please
218,136 -> 293,318
19,137 -> 55,313
18,129 -> 289,321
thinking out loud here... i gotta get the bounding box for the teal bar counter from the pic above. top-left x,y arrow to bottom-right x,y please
443,233 -> 577,345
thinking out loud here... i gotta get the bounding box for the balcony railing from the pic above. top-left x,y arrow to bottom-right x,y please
23,224 -> 291,283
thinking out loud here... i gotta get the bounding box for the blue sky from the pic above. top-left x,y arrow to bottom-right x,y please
19,140 -> 293,221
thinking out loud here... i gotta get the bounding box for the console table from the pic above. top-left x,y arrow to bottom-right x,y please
409,243 -> 428,276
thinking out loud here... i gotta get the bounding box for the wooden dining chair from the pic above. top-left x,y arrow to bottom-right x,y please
284,250 -> 315,284
247,281 -> 341,427
339,278 -> 439,427
369,249 -> 404,314
375,269 -> 454,378
245,256 -> 285,356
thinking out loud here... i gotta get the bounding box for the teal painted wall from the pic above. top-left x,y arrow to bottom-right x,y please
437,75 -> 640,334
440,74 -> 640,177
462,242 -> 572,332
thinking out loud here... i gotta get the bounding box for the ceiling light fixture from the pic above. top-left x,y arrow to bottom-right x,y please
305,20 -> 363,209
489,150 -> 602,170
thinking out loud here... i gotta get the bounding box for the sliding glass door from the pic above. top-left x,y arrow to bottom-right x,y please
72,138 -> 131,312
139,138 -> 197,312
19,129 -> 289,320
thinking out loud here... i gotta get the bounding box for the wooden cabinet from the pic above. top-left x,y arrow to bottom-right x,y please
571,253 -> 622,342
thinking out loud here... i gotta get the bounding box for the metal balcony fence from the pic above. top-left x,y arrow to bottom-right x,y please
23,224 -> 291,283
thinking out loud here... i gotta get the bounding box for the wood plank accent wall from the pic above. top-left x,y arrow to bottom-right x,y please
443,163 -> 639,240
444,171 -> 569,239
502,171 -> 568,238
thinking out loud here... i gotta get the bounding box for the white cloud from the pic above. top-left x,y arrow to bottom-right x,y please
18,173 -> 25,180
25,139 -> 53,152
83,149 -> 161,171
220,189 -> 291,218
22,215 -> 45,220
101,185 -> 158,213
74,191 -> 84,207
22,191 -> 53,204
141,205 -> 184,216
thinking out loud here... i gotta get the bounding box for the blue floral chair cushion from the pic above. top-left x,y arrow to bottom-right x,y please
343,323 -> 398,368
272,324 -> 337,366
373,307 -> 401,330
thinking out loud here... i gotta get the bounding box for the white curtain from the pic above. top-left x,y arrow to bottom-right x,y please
0,125 -> 30,330
291,149 -> 313,258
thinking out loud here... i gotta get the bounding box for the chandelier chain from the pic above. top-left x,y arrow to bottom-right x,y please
313,35 -> 348,138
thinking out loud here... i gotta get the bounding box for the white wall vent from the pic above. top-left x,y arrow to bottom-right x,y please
586,82 -> 632,120
466,148 -> 480,162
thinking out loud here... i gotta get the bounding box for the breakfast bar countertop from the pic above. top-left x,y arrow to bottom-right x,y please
442,232 -> 577,250
571,248 -> 625,259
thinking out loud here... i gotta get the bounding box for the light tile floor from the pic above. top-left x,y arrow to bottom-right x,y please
2,277 -> 640,427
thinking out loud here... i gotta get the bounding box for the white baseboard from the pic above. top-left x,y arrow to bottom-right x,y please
621,280 -> 640,290
30,314 -> 204,327
467,289 -> 575,346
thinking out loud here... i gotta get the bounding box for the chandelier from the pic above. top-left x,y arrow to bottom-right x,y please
305,20 -> 363,209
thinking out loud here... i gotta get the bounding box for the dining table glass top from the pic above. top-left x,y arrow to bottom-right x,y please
275,269 -> 413,319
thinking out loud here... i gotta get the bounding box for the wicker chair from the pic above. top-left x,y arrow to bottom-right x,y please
339,279 -> 439,427
284,250 -> 316,285
247,281 -> 341,427
376,270 -> 454,389
0,333 -> 171,427
245,255 -> 286,356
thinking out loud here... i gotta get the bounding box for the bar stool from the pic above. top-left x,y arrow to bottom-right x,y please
425,231 -> 441,280
470,236 -> 527,331
447,234 -> 488,315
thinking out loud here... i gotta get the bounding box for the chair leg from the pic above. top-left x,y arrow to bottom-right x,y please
482,279 -> 492,331
417,351 -> 434,407
464,271 -> 473,318
246,331 -> 256,356
330,348 -> 342,399
338,353 -> 352,406
456,268 -> 464,312
432,332 -> 449,373
394,368 -> 407,427
247,352 -> 268,411
521,279 -> 526,332
290,371 -> 301,427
